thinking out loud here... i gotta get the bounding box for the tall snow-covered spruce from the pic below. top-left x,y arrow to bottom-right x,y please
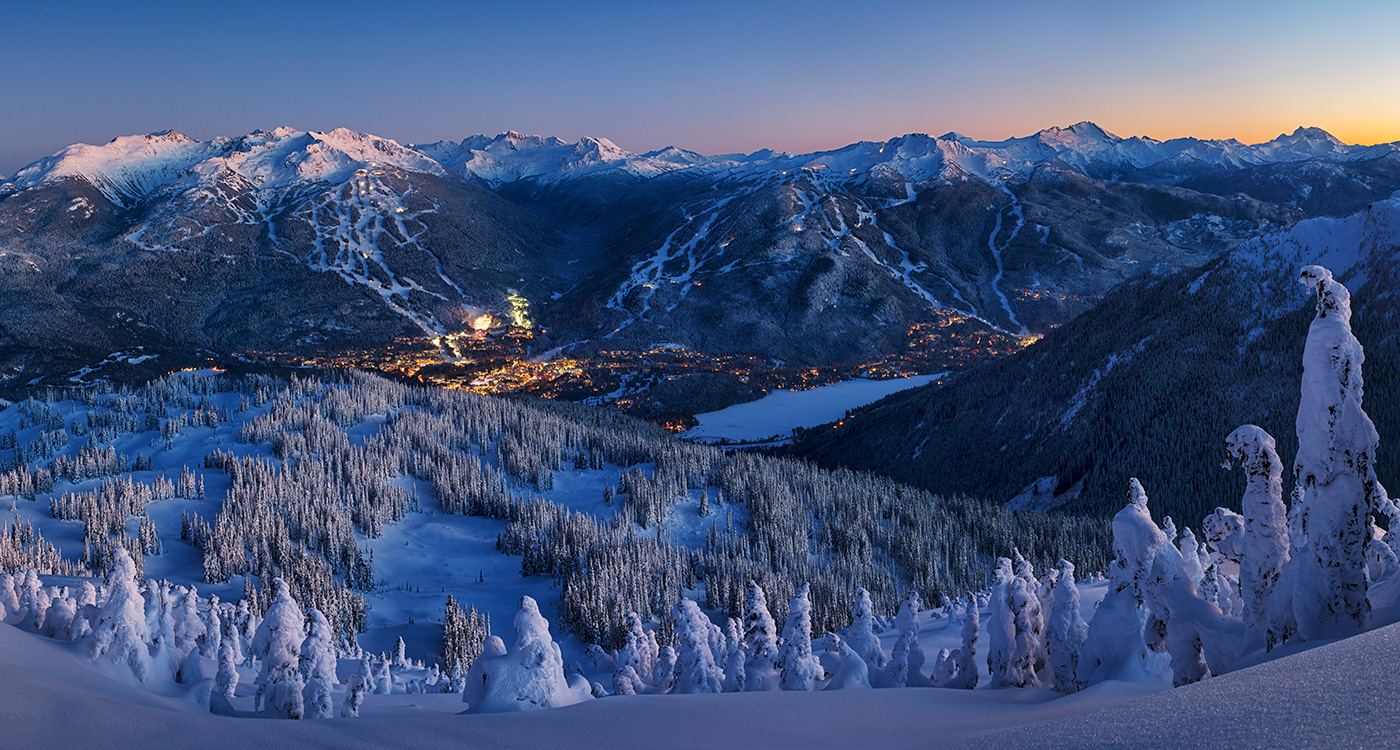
1288,265 -> 1387,641
250,578 -> 307,719
1077,479 -> 1166,686
87,547 -> 151,681
1223,425 -> 1290,646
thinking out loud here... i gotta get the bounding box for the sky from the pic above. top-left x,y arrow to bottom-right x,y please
3,0 -> 1399,175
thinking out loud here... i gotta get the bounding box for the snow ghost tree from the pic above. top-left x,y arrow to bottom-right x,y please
1141,534 -> 1243,686
741,581 -> 781,691
616,612 -> 657,678
300,607 -> 339,720
821,633 -> 871,690
1287,265 -> 1389,641
671,598 -> 723,694
987,558 -> 1040,688
840,588 -> 886,670
217,640 -> 239,701
342,657 -> 372,718
251,578 -> 308,719
722,618 -> 746,692
463,596 -> 592,712
1045,559 -> 1088,693
777,584 -> 823,691
87,547 -> 152,682
940,593 -> 979,689
652,645 -> 677,694
1223,425 -> 1291,646
1078,479 -> 1167,686
885,591 -> 930,688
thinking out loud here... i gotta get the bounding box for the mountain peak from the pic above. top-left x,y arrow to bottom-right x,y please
1284,126 -> 1342,143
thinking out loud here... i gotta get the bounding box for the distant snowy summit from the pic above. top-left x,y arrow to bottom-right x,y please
6,122 -> 1398,205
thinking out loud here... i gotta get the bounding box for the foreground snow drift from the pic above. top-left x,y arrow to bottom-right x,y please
2,616 -> 1393,749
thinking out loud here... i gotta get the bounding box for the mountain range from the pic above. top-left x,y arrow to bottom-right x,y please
788,194 -> 1400,524
1,122 -> 1397,396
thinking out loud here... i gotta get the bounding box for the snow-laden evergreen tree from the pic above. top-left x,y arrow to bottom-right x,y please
342,657 -> 372,718
1142,526 -> 1245,686
839,587 -> 886,671
1286,265 -> 1390,641
200,593 -> 223,659
616,612 -> 657,679
42,590 -> 77,641
821,633 -> 871,690
987,558 -> 1040,688
463,596 -> 592,712
1045,559 -> 1087,693
251,578 -> 307,719
741,580 -> 781,691
884,591 -> 930,687
612,665 -> 646,696
391,636 -> 409,670
777,584 -> 823,691
1223,425 -> 1291,647
300,607 -> 338,720
941,593 -> 979,689
216,640 -> 240,702
931,648 -> 956,684
1011,549 -> 1048,673
1078,479 -> 1167,686
16,569 -> 50,632
721,618 -> 745,692
373,656 -> 393,695
671,598 -> 723,693
87,547 -> 152,681
172,585 -> 206,683
1178,529 -> 1205,588
652,645 -> 678,693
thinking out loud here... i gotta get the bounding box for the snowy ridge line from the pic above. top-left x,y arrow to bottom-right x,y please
9,123 -> 1398,203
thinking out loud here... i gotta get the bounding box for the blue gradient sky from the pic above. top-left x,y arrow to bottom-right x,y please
3,0 -> 1399,175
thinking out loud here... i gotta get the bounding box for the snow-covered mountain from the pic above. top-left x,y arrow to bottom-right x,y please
1,122 -> 1395,394
790,195 -> 1400,523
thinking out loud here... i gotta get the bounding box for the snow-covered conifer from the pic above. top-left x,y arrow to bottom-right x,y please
741,581 -> 781,691
671,598 -> 722,693
652,645 -> 677,693
462,596 -> 591,712
217,640 -> 239,701
1078,479 -> 1167,686
300,607 -> 338,719
840,587 -> 886,671
342,657 -> 372,717
251,578 -> 307,719
616,612 -> 657,678
778,584 -> 822,691
87,547 -> 152,681
391,635 -> 409,670
200,594 -> 223,659
1224,425 -> 1290,645
721,618 -> 745,692
1286,266 -> 1385,641
1045,560 -> 1088,693
374,656 -> 393,695
942,593 -> 979,689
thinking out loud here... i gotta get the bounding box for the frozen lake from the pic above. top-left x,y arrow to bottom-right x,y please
683,373 -> 944,444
